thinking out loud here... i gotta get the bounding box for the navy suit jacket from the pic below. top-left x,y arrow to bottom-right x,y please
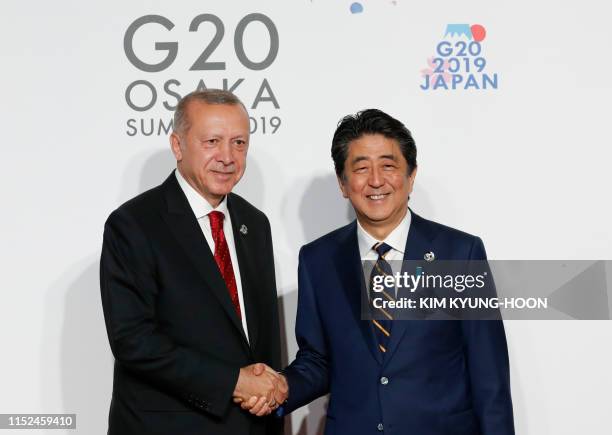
283,211 -> 514,435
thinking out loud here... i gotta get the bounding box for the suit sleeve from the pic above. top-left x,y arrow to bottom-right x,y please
281,247 -> 330,413
462,237 -> 515,435
100,208 -> 238,418
262,216 -> 284,435
264,216 -> 282,372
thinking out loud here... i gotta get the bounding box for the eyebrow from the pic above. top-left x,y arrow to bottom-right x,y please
200,134 -> 247,141
350,154 -> 397,165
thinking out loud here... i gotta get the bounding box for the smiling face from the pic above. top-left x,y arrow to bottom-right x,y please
338,134 -> 417,240
170,101 -> 250,207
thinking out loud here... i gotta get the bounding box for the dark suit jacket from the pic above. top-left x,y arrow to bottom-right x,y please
100,172 -> 282,435
283,211 -> 514,435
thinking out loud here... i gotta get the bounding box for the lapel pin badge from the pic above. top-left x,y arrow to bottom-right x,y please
424,251 -> 435,262
240,224 -> 248,235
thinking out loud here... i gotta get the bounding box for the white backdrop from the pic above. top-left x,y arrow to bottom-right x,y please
2,1 -> 612,434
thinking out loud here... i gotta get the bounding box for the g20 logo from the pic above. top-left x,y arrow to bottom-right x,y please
124,14 -> 281,137
124,14 -> 279,72
420,24 -> 498,92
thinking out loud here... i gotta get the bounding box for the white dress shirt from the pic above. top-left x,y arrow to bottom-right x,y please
357,209 -> 412,297
175,169 -> 249,342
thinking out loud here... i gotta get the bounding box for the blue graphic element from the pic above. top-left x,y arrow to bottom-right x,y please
350,2 -> 364,14
420,23 -> 497,92
444,24 -> 472,39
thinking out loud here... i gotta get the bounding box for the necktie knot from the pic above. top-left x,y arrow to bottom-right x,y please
208,210 -> 225,234
373,242 -> 392,258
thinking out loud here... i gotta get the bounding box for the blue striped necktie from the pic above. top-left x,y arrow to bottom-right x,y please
369,242 -> 395,353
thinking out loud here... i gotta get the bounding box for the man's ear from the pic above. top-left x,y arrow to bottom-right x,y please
337,175 -> 349,198
407,165 -> 418,195
170,132 -> 183,162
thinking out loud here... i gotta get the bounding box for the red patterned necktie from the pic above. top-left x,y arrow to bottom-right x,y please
208,211 -> 242,319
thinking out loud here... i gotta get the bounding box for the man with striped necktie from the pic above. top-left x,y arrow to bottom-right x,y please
243,109 -> 514,435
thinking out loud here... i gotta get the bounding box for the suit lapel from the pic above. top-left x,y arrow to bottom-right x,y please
159,174 -> 250,352
227,194 -> 260,351
383,210 -> 436,366
335,222 -> 383,365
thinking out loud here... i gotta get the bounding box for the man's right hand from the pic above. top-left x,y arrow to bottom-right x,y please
232,363 -> 288,416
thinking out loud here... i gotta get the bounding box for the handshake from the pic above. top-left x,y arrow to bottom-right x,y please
233,363 -> 289,416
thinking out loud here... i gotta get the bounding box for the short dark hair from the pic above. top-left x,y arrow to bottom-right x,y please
173,89 -> 247,135
331,109 -> 417,178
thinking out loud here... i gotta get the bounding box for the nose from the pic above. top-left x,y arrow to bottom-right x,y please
368,166 -> 384,188
217,140 -> 234,165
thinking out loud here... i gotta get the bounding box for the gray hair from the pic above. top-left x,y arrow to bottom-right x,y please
173,89 -> 247,135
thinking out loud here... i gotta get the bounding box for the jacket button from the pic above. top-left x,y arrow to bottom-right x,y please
377,423 -> 384,431
380,376 -> 389,385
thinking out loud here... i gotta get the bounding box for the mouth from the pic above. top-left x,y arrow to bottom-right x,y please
366,193 -> 390,201
212,170 -> 234,177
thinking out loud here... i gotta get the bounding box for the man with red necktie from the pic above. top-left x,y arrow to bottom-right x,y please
100,89 -> 286,435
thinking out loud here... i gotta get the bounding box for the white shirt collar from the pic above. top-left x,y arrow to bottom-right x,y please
175,169 -> 229,219
357,208 -> 412,258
